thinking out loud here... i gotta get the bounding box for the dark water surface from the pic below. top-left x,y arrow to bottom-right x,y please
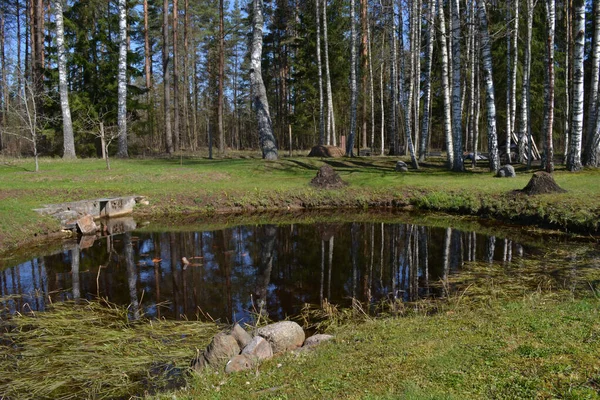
0,217 -> 554,323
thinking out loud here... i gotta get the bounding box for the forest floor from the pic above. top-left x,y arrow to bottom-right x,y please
1,153 -> 600,399
1,152 -> 599,254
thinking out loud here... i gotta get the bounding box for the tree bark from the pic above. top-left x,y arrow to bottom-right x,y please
173,0 -> 180,152
479,0 -> 500,172
54,0 -> 75,159
144,0 -> 152,90
420,0 -> 436,162
361,0 -> 368,150
316,0 -> 325,145
116,0 -> 128,158
438,0 -> 454,167
506,0 -> 513,163
451,0 -> 463,171
584,0 -> 600,165
163,0 -> 173,154
323,0 -> 335,146
346,0 -> 358,156
543,0 -> 556,173
218,0 -> 225,154
567,0 -> 584,171
251,0 -> 278,160
519,0 -> 534,166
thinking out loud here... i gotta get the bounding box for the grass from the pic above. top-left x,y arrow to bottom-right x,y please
0,300 -> 220,399
1,153 -> 599,255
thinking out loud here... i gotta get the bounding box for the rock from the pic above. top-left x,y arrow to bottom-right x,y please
257,321 -> 305,354
76,214 -> 97,235
395,161 -> 408,171
310,165 -> 347,189
518,171 -> 567,196
230,323 -> 252,349
191,333 -> 240,371
302,334 -> 334,348
242,336 -> 273,361
308,145 -> 345,158
225,354 -> 256,374
496,164 -> 516,178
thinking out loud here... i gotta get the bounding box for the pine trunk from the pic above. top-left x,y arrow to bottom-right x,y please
163,0 -> 173,154
438,0 -> 454,167
584,0 -> 600,165
479,0 -> 500,172
567,0 -> 584,171
218,0 -> 225,154
54,0 -> 75,159
173,0 -> 180,152
116,0 -> 128,158
251,0 -> 278,160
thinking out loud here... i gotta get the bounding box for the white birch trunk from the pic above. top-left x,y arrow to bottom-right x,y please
543,0 -> 556,173
510,0 -> 519,139
251,0 -> 278,160
438,0 -> 454,167
347,0 -> 358,156
567,0 -> 584,171
163,0 -> 173,154
116,0 -> 128,158
316,0 -> 325,145
505,0 -> 512,163
519,0 -> 534,166
400,0 -> 418,168
419,0 -> 436,162
584,0 -> 600,165
479,0 -> 500,172
388,0 -> 398,155
368,21 -> 375,150
468,0 -> 476,160
54,0 -> 75,159
451,0 -> 463,171
323,0 -> 336,146
380,53 -> 385,156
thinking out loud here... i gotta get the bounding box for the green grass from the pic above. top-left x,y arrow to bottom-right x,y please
1,154 -> 599,253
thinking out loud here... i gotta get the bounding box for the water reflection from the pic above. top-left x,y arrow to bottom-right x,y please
0,222 -> 530,323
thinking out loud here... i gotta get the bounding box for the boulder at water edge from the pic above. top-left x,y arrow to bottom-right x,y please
242,335 -> 273,361
191,332 -> 240,371
257,321 -> 305,353
302,334 -> 334,348
225,354 -> 256,374
230,323 -> 252,349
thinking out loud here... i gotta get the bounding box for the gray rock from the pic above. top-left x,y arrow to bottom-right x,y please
395,161 -> 409,172
192,333 -> 240,371
257,321 -> 305,354
496,164 -> 516,178
225,354 -> 256,374
302,334 -> 334,348
230,323 -> 252,349
76,215 -> 97,235
242,335 -> 273,361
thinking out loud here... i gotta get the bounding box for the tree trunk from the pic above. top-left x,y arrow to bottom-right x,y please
54,0 -> 75,159
584,0 -> 600,165
506,0 -> 513,163
467,0 -> 476,159
316,0 -> 325,145
163,0 -> 173,154
566,0 -> 584,171
479,0 -> 500,172
361,0 -> 368,150
438,0 -> 454,167
510,0 -> 519,146
543,0 -> 556,173
251,0 -> 278,160
564,0 -> 571,164
519,0 -> 534,167
451,0 -> 463,171
173,0 -> 180,152
323,0 -> 335,146
367,19 -> 375,150
420,0 -> 436,162
346,0 -> 358,156
218,0 -> 225,154
116,0 -> 128,158
388,0 -> 398,156
0,12 -> 5,148
183,0 -> 190,150
144,0 -> 152,90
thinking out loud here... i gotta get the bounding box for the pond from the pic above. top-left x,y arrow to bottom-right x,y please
0,213 -> 596,323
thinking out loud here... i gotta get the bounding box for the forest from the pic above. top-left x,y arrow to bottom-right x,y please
1,0 -> 600,172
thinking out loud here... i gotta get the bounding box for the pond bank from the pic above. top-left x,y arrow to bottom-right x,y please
0,156 -> 599,257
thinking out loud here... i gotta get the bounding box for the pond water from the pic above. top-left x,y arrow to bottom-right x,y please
0,215 -> 589,323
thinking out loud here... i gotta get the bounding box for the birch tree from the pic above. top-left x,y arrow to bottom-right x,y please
583,0 -> 600,166
479,0 -> 500,172
419,0 -> 436,162
438,0 -> 454,167
116,0 -> 128,158
542,0 -> 556,173
323,0 -> 335,146
519,0 -> 534,166
346,0 -> 358,156
316,0 -> 325,145
251,0 -> 278,160
54,0 -> 75,159
451,0 -> 463,171
566,0 -> 584,171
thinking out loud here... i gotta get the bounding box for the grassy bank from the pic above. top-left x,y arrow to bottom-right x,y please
1,155 -> 599,253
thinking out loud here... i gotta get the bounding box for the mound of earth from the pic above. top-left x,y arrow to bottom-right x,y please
308,145 -> 345,158
519,171 -> 567,195
310,165 -> 347,189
